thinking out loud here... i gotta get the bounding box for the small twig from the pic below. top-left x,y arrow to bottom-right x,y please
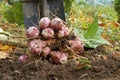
35,57 -> 42,67
30,20 -> 38,27
66,45 -> 88,60
73,54 -> 88,60
69,28 -> 74,35
20,61 -> 34,70
48,65 -> 56,74
0,32 -> 26,38
26,36 -> 40,41
79,74 -> 88,79
38,1 -> 41,23
49,11 -> 57,18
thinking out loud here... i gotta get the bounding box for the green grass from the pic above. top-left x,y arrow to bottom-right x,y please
0,1 -> 24,27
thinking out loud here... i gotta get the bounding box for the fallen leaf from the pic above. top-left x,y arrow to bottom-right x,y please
112,51 -> 120,60
0,45 -> 11,51
14,70 -> 21,74
113,22 -> 120,28
0,51 -> 9,59
98,22 -> 106,27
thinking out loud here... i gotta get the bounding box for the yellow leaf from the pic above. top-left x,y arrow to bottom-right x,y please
0,45 -> 11,51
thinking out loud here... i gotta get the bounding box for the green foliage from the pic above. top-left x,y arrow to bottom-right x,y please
4,2 -> 24,25
106,27 -> 120,42
98,6 -> 118,21
114,0 -> 120,22
66,1 -> 119,48
8,0 -> 21,4
79,57 -> 91,69
0,2 -> 10,15
66,1 -> 97,29
84,16 -> 98,38
114,0 -> 120,13
0,1 -> 24,26
74,16 -> 110,48
63,0 -> 72,13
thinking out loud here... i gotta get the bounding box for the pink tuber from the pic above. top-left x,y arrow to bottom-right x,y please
42,28 -> 54,39
50,51 -> 68,64
43,47 -> 51,57
57,27 -> 69,38
39,17 -> 51,29
51,18 -> 64,31
27,26 -> 40,38
69,38 -> 84,53
28,39 -> 46,54
18,55 -> 28,63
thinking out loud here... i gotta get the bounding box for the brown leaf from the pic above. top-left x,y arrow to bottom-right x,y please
112,51 -> 120,60
0,51 -> 9,59
113,22 -> 120,28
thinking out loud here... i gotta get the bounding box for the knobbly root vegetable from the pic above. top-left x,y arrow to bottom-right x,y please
28,39 -> 46,54
51,18 -> 64,31
42,28 -> 54,39
27,26 -> 40,38
26,17 -> 84,64
57,27 -> 69,38
18,55 -> 28,63
39,17 -> 51,29
31,46 -> 42,55
50,51 -> 68,64
43,47 -> 51,57
69,39 -> 84,53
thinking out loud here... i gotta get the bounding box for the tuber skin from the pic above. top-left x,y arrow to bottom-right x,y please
27,26 -> 40,38
43,47 -> 51,57
26,17 -> 84,64
31,46 -> 42,54
69,38 -> 84,53
57,27 -> 69,38
18,55 -> 28,63
51,18 -> 64,31
50,51 -> 68,64
39,17 -> 51,29
42,28 -> 54,39
28,39 -> 46,54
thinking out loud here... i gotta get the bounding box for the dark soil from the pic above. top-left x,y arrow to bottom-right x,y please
0,45 -> 120,80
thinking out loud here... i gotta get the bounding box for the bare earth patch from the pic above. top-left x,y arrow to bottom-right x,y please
0,45 -> 120,80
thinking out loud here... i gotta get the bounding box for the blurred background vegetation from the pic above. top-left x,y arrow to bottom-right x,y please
0,0 -> 119,25
0,1 -> 23,26
114,0 -> 120,23
0,0 -> 120,46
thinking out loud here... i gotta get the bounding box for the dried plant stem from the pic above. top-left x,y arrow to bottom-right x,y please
0,37 -> 28,48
